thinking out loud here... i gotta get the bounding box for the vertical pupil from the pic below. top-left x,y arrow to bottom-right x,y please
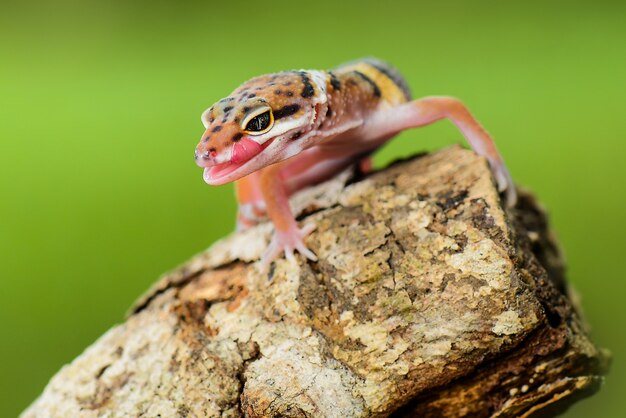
247,111 -> 270,131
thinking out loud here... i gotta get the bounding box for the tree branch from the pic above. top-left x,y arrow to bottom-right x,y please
22,146 -> 609,418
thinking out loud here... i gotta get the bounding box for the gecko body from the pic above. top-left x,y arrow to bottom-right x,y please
195,58 -> 516,266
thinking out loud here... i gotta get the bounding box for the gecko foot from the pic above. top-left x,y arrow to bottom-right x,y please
236,201 -> 267,231
260,223 -> 317,270
491,161 -> 517,208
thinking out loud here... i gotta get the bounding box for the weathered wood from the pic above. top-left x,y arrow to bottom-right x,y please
22,146 -> 609,418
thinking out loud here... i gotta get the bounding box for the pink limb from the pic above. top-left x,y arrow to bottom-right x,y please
368,96 -> 516,206
259,147 -> 350,268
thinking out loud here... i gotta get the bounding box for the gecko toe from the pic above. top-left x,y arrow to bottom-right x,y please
505,184 -> 518,208
301,223 -> 317,236
260,223 -> 318,267
295,243 -> 317,261
285,247 -> 296,264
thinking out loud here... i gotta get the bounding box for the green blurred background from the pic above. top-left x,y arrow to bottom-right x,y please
1,0 -> 624,416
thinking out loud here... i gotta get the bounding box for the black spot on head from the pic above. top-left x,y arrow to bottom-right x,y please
347,79 -> 357,86
274,89 -> 282,95
329,71 -> 341,90
220,97 -> 234,103
243,106 -> 251,113
301,84 -> 314,98
353,71 -> 381,97
203,135 -> 211,142
274,104 -> 301,119
232,132 -> 243,142
211,125 -> 222,133
268,82 -> 276,86
223,106 -> 233,113
234,117 -> 240,123
221,118 -> 228,123
286,91 -> 293,97
247,93 -> 256,98
299,71 -> 315,98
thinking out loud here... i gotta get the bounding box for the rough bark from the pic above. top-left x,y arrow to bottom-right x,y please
22,146 -> 609,418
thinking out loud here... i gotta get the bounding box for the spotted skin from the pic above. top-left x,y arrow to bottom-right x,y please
195,58 -> 516,267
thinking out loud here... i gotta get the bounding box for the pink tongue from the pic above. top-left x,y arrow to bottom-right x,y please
231,137 -> 263,164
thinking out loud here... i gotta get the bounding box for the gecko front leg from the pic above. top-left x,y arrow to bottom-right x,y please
258,161 -> 317,268
257,147 -> 361,267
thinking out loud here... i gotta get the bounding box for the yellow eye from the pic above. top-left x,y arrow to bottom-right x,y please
242,107 -> 274,135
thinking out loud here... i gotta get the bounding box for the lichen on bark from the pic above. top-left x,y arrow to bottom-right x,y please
22,146 -> 609,418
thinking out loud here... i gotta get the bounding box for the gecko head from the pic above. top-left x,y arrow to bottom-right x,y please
195,71 -> 327,185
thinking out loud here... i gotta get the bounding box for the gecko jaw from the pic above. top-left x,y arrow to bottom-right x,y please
203,161 -> 246,184
203,137 -> 276,185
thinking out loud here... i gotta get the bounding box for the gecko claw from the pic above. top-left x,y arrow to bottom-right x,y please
504,183 -> 517,208
491,162 -> 517,208
260,223 -> 317,270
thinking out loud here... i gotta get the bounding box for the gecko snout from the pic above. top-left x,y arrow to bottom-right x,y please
194,148 -> 220,168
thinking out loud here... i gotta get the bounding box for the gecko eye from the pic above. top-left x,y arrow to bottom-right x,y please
242,107 -> 273,135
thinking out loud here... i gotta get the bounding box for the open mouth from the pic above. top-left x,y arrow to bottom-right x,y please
203,160 -> 247,183
202,137 -> 275,184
